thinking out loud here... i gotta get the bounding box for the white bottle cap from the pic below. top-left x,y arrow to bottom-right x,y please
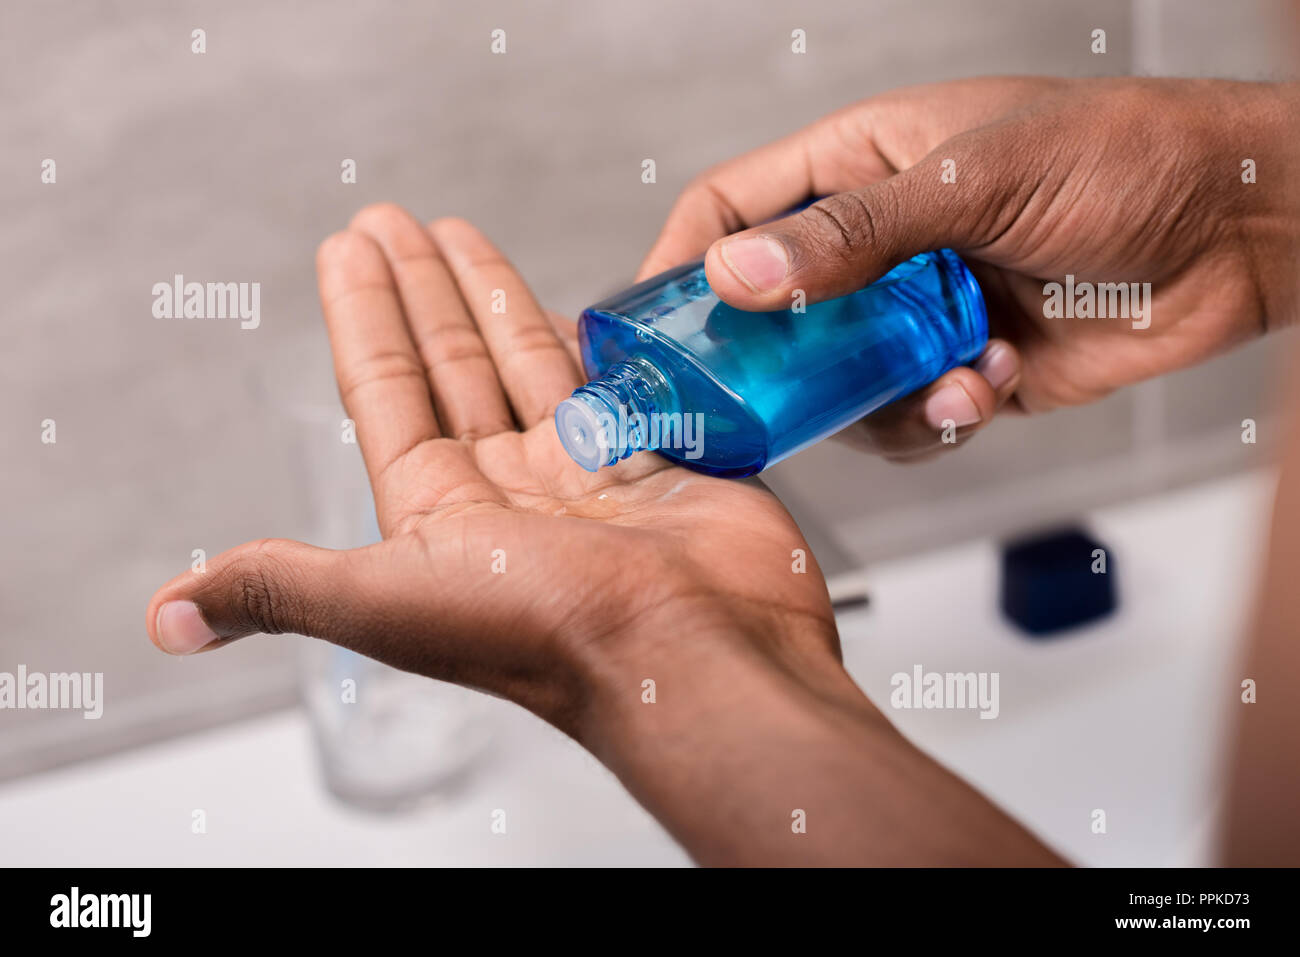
555,396 -> 614,472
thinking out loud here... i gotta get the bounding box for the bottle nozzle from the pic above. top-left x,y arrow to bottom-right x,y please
555,395 -> 615,472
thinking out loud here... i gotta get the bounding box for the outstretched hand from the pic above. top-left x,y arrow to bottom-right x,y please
145,205 -> 838,734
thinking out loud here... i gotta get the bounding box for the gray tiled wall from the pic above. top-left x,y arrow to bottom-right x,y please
1,0 -> 1294,778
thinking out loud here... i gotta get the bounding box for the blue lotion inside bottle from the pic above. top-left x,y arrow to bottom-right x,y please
555,249 -> 988,478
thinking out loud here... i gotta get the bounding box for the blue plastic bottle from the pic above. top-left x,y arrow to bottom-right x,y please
555,249 -> 987,478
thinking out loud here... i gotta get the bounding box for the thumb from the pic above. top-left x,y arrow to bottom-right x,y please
704,149 -> 1006,310
146,538 -> 370,655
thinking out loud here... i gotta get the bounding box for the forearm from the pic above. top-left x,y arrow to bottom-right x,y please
571,601 -> 1066,866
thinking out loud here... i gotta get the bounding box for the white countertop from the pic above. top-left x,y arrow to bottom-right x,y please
0,471 -> 1272,866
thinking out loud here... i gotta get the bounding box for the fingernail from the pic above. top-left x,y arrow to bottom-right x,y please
974,343 -> 1017,391
924,385 -> 981,430
719,236 -> 789,292
156,601 -> 219,655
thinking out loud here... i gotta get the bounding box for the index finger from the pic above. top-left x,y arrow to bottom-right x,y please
636,77 -> 1061,281
316,230 -> 441,496
635,112 -> 890,280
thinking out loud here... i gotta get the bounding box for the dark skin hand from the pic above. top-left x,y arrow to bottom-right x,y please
640,76 -> 1298,459
147,206 -> 839,726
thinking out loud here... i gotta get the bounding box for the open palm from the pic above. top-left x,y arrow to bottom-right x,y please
146,204 -> 836,727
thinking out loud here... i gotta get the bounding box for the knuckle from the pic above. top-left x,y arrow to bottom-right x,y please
678,174 -> 717,206
804,188 -> 892,263
932,131 -> 1023,240
680,177 -> 746,234
501,320 -> 562,356
417,324 -> 490,371
237,572 -> 280,635
228,541 -> 295,635
338,348 -> 426,404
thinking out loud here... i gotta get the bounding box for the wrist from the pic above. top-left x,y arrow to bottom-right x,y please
557,591 -> 1062,866
567,590 -> 877,770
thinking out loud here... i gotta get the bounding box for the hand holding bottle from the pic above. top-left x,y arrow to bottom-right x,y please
640,76 -> 1299,460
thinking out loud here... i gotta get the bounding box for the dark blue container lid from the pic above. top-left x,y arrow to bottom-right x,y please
1000,527 -> 1117,637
